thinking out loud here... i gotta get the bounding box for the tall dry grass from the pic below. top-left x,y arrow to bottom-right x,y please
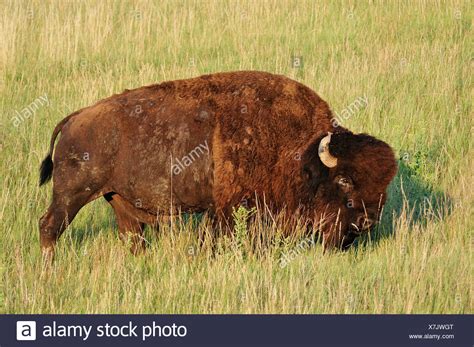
0,0 -> 472,313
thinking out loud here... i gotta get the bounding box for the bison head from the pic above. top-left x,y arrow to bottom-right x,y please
302,131 -> 397,250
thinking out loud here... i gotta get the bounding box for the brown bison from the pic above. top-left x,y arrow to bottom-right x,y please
39,71 -> 397,258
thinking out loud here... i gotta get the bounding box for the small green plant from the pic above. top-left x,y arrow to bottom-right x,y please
232,205 -> 256,255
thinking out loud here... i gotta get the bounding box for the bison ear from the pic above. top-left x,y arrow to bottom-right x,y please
300,139 -> 330,191
302,161 -> 326,193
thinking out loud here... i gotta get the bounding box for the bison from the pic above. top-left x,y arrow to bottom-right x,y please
39,71 -> 397,258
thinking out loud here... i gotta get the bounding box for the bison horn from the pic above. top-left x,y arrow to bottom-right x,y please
318,132 -> 338,168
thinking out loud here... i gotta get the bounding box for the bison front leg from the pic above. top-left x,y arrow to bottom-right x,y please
116,215 -> 146,255
106,194 -> 146,255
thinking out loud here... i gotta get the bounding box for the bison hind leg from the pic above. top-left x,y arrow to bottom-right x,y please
105,193 -> 146,255
39,191 -> 95,262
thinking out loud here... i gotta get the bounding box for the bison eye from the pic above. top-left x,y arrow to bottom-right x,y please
336,176 -> 353,193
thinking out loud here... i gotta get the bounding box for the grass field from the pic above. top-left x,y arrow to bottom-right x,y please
0,0 -> 472,314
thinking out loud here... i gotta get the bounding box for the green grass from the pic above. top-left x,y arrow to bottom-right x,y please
0,0 -> 472,314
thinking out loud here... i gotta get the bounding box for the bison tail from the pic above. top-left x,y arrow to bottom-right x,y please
39,154 -> 53,186
39,111 -> 79,187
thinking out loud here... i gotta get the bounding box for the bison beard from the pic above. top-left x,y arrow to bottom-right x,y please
38,71 -> 397,259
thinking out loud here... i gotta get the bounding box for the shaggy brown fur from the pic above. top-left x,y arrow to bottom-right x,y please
39,71 -> 397,257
